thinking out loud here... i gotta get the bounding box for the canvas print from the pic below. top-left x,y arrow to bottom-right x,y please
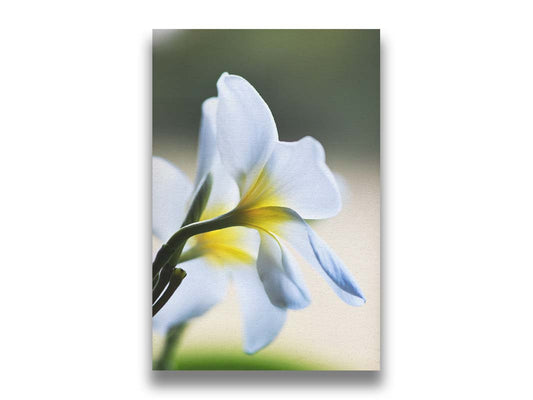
152,29 -> 380,370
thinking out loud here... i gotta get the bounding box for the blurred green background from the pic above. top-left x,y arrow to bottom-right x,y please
153,29 -> 379,165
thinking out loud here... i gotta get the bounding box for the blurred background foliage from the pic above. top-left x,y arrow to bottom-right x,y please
154,346 -> 328,371
153,29 -> 379,165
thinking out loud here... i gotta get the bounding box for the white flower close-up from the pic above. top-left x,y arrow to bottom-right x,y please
152,73 -> 365,354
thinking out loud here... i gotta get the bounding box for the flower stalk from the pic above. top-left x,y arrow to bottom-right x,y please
152,211 -> 238,310
153,268 -> 187,317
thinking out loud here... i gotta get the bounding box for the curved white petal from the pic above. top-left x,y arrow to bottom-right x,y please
238,206 -> 365,306
152,258 -> 229,334
232,267 -> 286,354
239,137 -> 341,220
194,97 -> 218,188
216,73 -> 278,194
233,226 -> 261,257
201,155 -> 241,219
305,228 -> 366,306
256,232 -> 310,310
152,157 -> 193,242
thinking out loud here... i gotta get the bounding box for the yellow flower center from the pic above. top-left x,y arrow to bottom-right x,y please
187,204 -> 255,267
182,172 -> 291,267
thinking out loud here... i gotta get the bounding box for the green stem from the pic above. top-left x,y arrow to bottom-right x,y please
152,212 -> 237,303
176,245 -> 205,264
152,268 -> 187,317
154,323 -> 187,370
152,174 -> 214,280
152,242 -> 185,303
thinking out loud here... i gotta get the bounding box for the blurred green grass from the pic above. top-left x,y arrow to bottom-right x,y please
154,347 -> 329,370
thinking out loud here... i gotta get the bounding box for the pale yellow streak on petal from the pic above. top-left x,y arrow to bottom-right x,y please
237,169 -> 285,211
190,202 -> 256,267
236,206 -> 292,234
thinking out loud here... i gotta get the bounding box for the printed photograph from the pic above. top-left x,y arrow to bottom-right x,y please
152,29 -> 380,370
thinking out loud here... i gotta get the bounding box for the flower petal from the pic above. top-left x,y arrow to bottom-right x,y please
152,157 -> 193,242
237,206 -> 365,306
201,155 -> 241,219
188,226 -> 260,268
232,267 -> 287,354
193,97 -> 218,188
216,73 -> 278,194
306,227 -> 366,306
152,258 -> 229,334
256,232 -> 311,309
239,137 -> 341,219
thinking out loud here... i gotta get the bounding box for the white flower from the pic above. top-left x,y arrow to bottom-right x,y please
153,73 -> 365,354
